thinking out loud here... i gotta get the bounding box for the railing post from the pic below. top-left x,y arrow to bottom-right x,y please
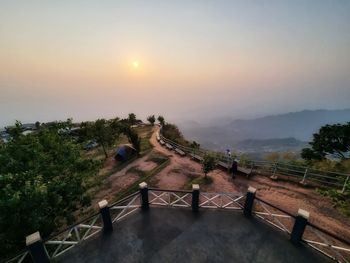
291,209 -> 309,244
270,163 -> 278,180
300,168 -> 308,185
139,182 -> 149,211
243,186 -> 256,217
98,199 -> 113,233
341,175 -> 349,193
192,184 -> 200,212
26,232 -> 50,263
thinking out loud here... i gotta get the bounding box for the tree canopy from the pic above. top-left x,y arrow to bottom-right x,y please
147,115 -> 156,126
202,154 -> 216,178
0,123 -> 99,258
157,115 -> 165,126
81,118 -> 121,158
301,123 -> 350,161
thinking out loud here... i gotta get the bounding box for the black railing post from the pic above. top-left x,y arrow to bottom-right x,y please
99,199 -> 113,233
192,184 -> 200,212
243,186 -> 256,217
139,182 -> 149,211
26,232 -> 50,263
291,209 -> 309,244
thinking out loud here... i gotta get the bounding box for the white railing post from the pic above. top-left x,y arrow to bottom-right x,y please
26,232 -> 50,263
270,163 -> 278,180
300,168 -> 308,185
341,175 -> 349,193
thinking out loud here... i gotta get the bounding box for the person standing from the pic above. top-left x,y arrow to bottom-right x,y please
231,159 -> 238,179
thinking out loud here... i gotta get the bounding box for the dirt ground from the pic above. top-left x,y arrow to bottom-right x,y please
93,126 -> 350,242
150,126 -> 350,242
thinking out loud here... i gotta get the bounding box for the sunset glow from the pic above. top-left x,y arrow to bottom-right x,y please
0,1 -> 349,126
132,61 -> 139,69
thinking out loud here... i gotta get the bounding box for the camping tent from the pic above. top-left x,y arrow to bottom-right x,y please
115,144 -> 136,161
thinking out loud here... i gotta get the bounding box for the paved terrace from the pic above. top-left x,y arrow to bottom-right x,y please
57,207 -> 331,263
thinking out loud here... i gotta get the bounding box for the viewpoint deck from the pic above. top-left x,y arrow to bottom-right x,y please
57,208 -> 331,263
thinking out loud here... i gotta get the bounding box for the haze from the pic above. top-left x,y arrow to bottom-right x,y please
1,1 -> 349,127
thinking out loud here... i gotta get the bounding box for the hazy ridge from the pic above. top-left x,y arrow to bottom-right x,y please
178,109 -> 350,153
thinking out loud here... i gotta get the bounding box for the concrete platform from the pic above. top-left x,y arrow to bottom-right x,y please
58,208 -> 332,263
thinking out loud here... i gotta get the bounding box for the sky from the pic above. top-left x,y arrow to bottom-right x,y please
1,0 -> 349,127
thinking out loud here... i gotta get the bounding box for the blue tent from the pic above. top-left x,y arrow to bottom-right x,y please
115,144 -> 136,161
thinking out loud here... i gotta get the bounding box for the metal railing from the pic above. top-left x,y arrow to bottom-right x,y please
304,223 -> 350,263
199,192 -> 244,210
158,131 -> 350,193
109,192 -> 141,223
149,189 -> 192,208
253,197 -> 296,234
251,197 -> 350,263
6,186 -> 350,263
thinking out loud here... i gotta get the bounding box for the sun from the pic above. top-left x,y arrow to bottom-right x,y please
132,61 -> 139,69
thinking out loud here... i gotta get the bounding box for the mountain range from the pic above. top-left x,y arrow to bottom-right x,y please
178,109 -> 350,153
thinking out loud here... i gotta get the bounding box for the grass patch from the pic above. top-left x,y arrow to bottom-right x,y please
185,176 -> 213,189
146,152 -> 168,165
126,166 -> 146,177
112,157 -> 170,202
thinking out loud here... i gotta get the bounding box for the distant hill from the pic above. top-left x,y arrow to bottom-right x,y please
178,109 -> 350,152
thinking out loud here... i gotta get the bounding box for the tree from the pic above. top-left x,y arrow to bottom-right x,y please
122,126 -> 141,155
157,115 -> 165,126
128,113 -> 137,125
202,154 -> 216,178
0,124 -> 99,258
301,123 -> 350,161
82,119 -> 121,158
147,115 -> 156,126
190,141 -> 200,149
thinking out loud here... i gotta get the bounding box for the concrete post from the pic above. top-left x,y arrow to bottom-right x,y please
139,182 -> 149,211
291,209 -> 309,244
98,200 -> 113,233
26,232 -> 50,263
192,184 -> 200,213
243,186 -> 256,217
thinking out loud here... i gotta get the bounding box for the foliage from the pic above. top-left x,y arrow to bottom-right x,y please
80,118 -> 121,158
301,123 -> 350,160
190,176 -> 213,186
122,126 -> 141,155
202,154 -> 216,178
161,123 -> 190,146
147,115 -> 156,126
0,123 -> 99,258
264,152 -> 280,163
190,141 -> 200,149
128,113 -> 137,125
157,115 -> 165,126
